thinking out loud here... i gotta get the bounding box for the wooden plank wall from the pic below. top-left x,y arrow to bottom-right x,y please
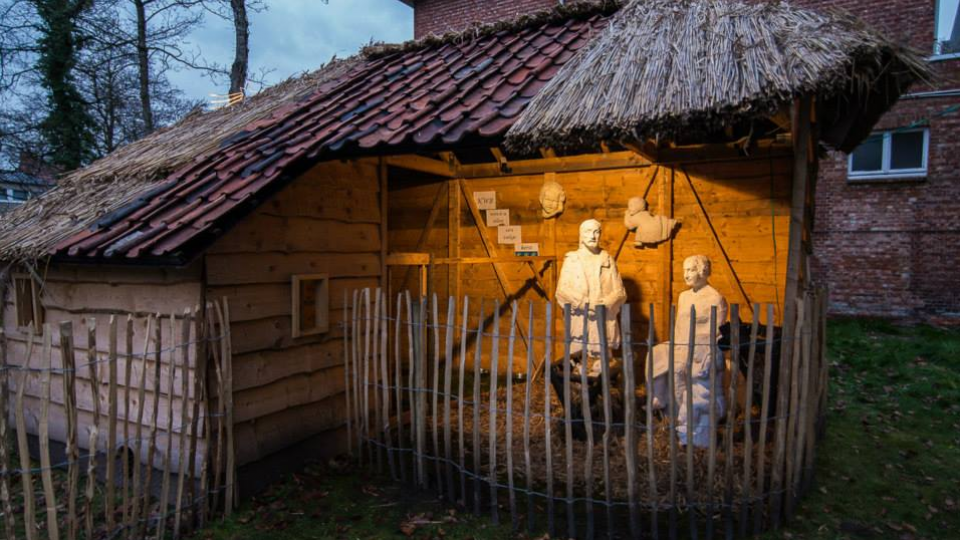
387,153 -> 791,371
2,263 -> 204,471
204,158 -> 382,467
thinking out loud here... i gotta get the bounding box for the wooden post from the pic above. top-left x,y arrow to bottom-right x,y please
579,306 -> 595,540
107,316 -> 119,532
222,298 -> 236,514
667,306 -> 678,540
208,306 -> 225,520
505,302 -> 519,529
174,309 -> 193,539
770,301 -> 795,529
85,321 -> 101,540
380,157 -> 389,293
363,289 -> 373,467
706,306 -> 718,540
658,167 -> 674,342
443,297 -> 456,498
723,306 -> 740,538
488,301 -> 500,524
158,314 -> 178,540
522,301 -> 534,532
0,326 -> 15,540
372,289 -> 383,474
63,322 -> 80,540
382,291 -> 397,481
405,292 -> 416,483
597,305 -> 614,539
685,306 -> 698,540
458,297 -> 469,505
191,307 -> 206,529
754,304 -> 774,535
40,327 -> 60,540
623,305 -> 639,539
448,179 -> 461,314
562,305 -> 577,539
130,316 -> 153,539
543,301 -> 555,537
352,291 -> 363,459
432,295 -> 442,496
471,300 -> 483,512
396,294 -> 407,483
142,314 -> 163,536
785,297 -> 805,520
16,326 -> 37,540
740,305 -> 760,537
122,316 -> 133,534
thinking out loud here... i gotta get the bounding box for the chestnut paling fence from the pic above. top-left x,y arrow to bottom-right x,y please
343,288 -> 829,539
0,299 -> 236,540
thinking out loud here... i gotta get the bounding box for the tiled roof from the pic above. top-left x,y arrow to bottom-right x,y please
4,10 -> 610,263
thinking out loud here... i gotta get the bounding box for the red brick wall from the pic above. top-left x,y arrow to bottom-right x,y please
413,0 -> 559,38
795,0 -> 960,323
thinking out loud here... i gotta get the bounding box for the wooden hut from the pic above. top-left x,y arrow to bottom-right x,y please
0,0 -> 926,497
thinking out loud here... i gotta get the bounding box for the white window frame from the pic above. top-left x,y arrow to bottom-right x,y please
0,188 -> 26,204
847,128 -> 930,181
933,0 -> 960,60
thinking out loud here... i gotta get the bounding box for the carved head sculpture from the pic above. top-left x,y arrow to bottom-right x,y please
627,196 -> 648,215
579,219 -> 602,254
539,180 -> 566,218
682,254 -> 711,290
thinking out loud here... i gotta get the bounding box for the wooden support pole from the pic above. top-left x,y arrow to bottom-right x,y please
107,316 -> 119,533
658,168 -> 674,342
0,326 -> 14,540
17,326 -> 37,540
85,321 -> 101,540
40,327 -> 60,540
401,183 -> 445,295
64,322 -> 80,540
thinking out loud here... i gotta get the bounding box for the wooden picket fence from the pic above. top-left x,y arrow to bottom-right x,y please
344,288 -> 828,539
0,299 -> 236,540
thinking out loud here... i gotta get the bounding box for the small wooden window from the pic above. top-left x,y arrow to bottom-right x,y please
13,274 -> 43,330
292,274 -> 329,338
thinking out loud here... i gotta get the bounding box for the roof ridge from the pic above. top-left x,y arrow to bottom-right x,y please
362,0 -> 623,60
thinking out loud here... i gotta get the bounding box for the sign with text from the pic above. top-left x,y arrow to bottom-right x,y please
498,225 -> 521,245
486,209 -> 509,227
515,242 -> 539,256
474,191 -> 496,210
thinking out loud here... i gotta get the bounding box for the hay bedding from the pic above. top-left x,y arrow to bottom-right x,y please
410,382 -> 776,509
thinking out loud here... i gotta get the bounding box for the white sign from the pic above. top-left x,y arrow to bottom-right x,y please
498,225 -> 521,245
515,242 -> 540,256
486,209 -> 509,227
474,191 -> 496,210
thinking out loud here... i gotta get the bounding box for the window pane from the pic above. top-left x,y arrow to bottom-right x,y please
890,131 -> 925,170
850,135 -> 883,172
938,0 -> 960,54
12,190 -> 28,201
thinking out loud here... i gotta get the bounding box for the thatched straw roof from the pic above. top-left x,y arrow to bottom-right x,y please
505,0 -> 930,154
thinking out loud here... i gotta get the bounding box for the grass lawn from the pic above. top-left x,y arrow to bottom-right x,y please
195,319 -> 960,540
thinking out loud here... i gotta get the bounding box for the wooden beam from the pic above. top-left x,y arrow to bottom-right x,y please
624,139 -> 660,163
386,253 -> 432,266
680,168 -> 754,318
539,148 -> 557,159
490,147 -> 509,173
784,97 -> 813,317
433,256 -> 556,265
385,155 -> 456,178
657,167 -> 673,342
447,178 -> 461,309
457,151 -> 649,178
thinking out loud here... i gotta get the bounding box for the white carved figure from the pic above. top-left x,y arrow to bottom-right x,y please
556,219 -> 627,375
539,179 -> 566,219
623,196 -> 679,246
646,255 -> 727,447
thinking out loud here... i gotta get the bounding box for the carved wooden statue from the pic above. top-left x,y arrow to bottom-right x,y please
647,254 -> 727,447
624,196 -> 679,247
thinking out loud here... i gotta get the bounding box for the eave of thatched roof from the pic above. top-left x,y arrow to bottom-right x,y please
504,0 -> 931,154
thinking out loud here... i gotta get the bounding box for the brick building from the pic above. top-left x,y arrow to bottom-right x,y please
791,0 -> 960,324
402,0 -> 959,324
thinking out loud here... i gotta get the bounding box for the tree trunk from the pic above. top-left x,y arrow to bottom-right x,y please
134,0 -> 154,133
228,0 -> 249,98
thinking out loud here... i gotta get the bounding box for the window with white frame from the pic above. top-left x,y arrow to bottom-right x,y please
0,188 -> 28,203
848,129 -> 929,181
936,0 -> 960,56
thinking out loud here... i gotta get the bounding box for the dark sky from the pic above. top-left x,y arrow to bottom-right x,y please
168,0 -> 414,102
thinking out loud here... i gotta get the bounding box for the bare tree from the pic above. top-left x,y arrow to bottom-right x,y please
228,0 -> 247,97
